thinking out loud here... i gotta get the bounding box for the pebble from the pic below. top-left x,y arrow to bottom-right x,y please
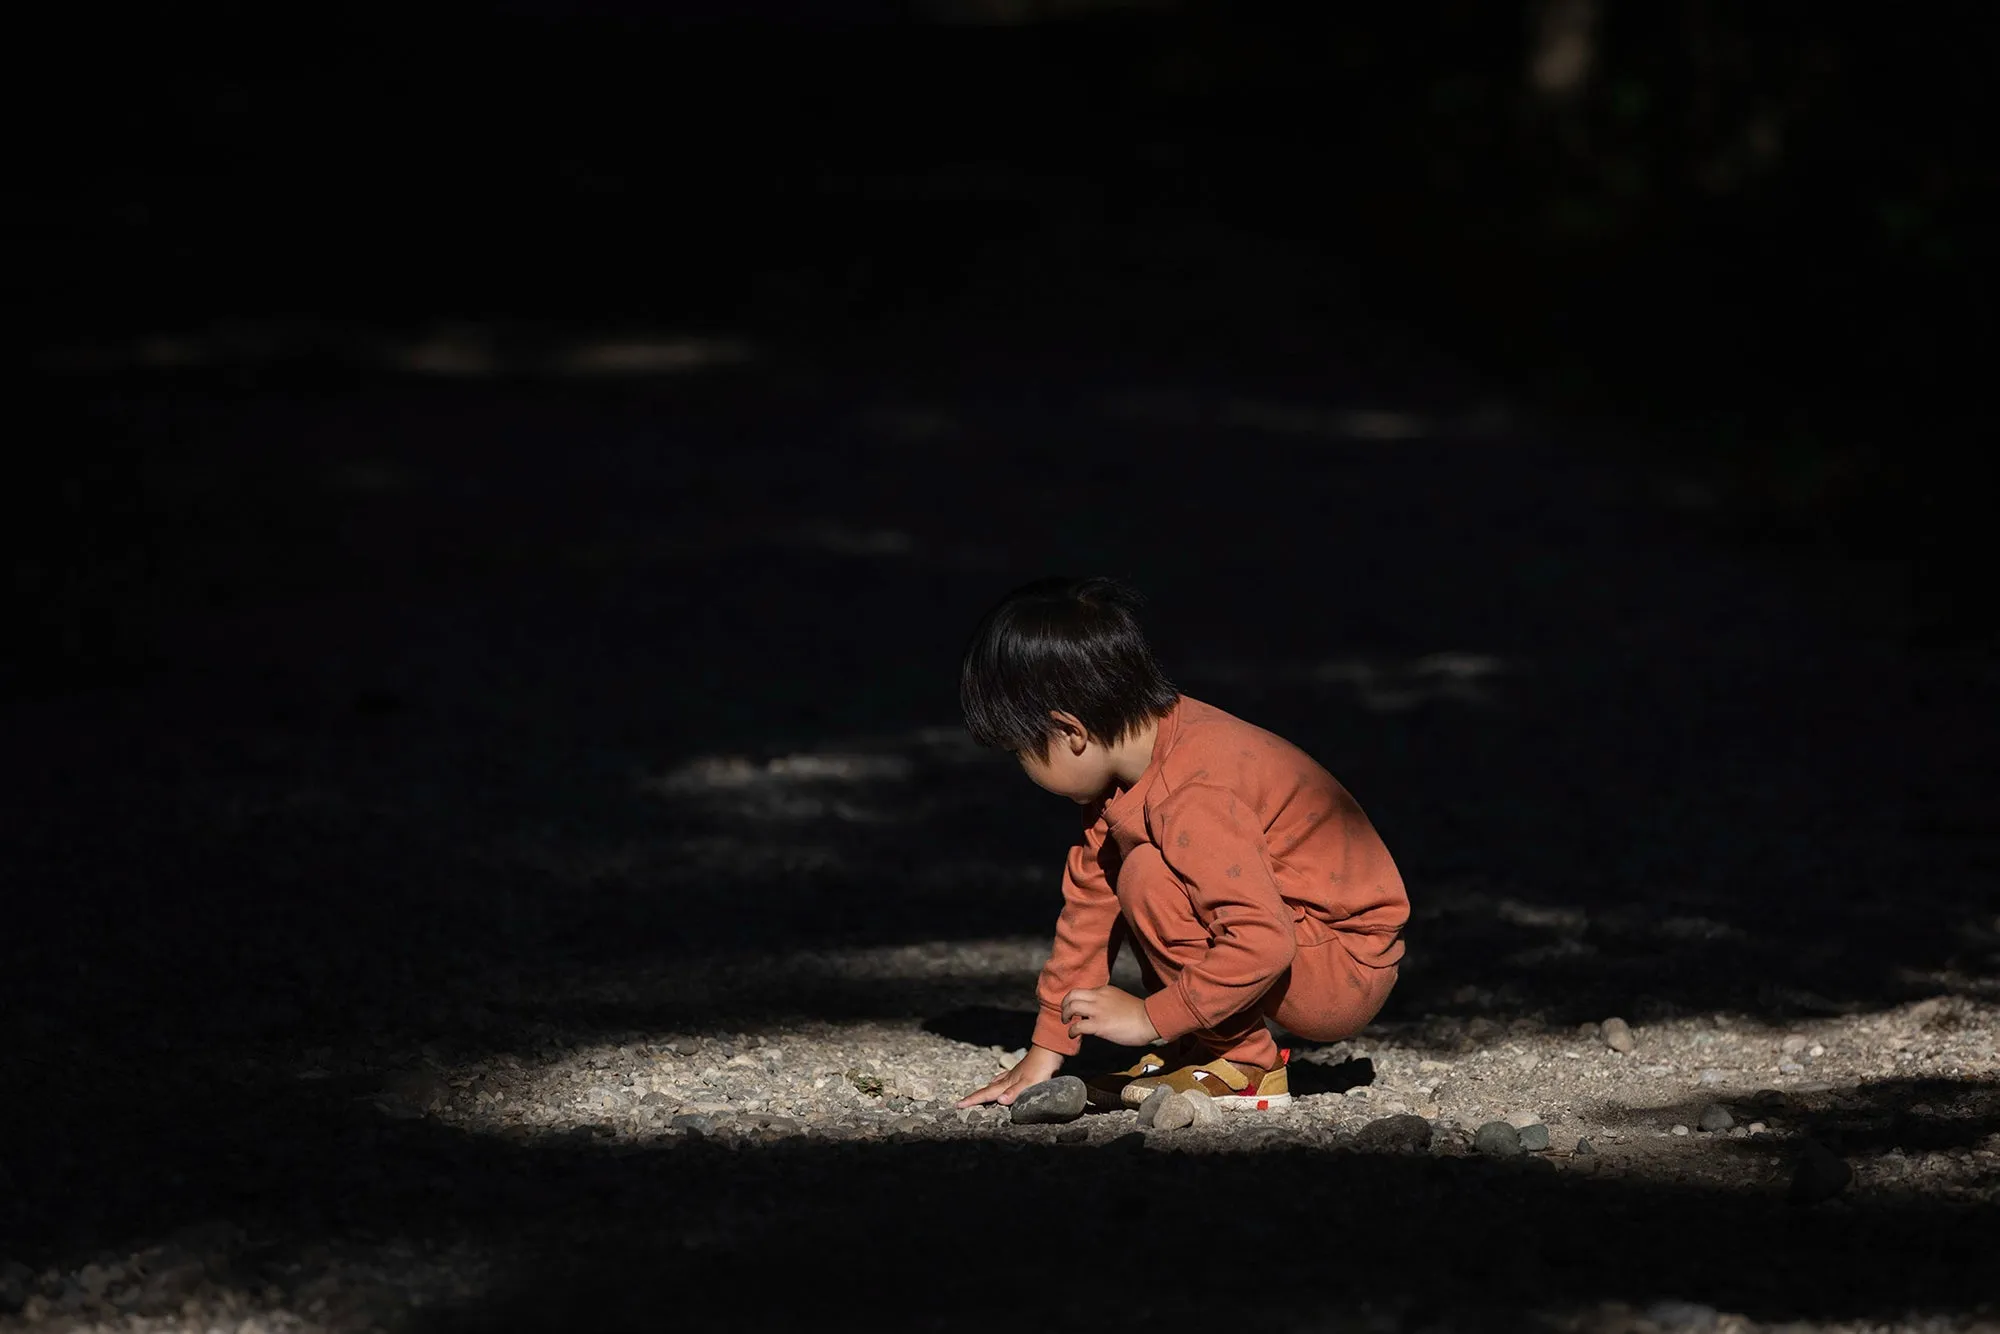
1697,1103 -> 1735,1132
1670,1124 -> 1691,1137
1789,1140 -> 1852,1204
1150,1091 -> 1196,1132
998,1048 -> 1027,1071
1504,1110 -> 1540,1130
1184,1089 -> 1223,1128
1009,1076 -> 1087,1125
1356,1114 -> 1434,1153
1780,1034 -> 1809,1055
1474,1121 -> 1523,1157
1137,1086 -> 1175,1128
1058,1125 -> 1090,1144
1600,1017 -> 1636,1054
1517,1123 -> 1551,1152
1574,1137 -> 1597,1155
1778,1062 -> 1806,1076
670,1114 -> 715,1135
1698,1069 -> 1727,1085
672,1038 -> 700,1056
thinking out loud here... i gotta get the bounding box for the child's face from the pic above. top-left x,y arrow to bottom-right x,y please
1015,714 -> 1114,804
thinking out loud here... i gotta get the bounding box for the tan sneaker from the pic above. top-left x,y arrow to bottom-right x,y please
1082,1048 -> 1175,1110
1119,1049 -> 1292,1112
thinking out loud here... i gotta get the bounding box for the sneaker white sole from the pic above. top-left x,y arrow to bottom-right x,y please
1120,1085 -> 1294,1111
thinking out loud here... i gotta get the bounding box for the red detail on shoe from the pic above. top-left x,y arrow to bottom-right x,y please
1279,1048 -> 1291,1065
1257,1099 -> 1270,1110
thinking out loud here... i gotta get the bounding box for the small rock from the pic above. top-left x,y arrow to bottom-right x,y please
1058,1125 -> 1090,1144
1137,1086 -> 1175,1128
1150,1091 -> 1196,1131
1670,1124 -> 1691,1137
1517,1124 -> 1551,1152
1789,1140 -> 1852,1204
1747,1121 -> 1768,1135
1574,1137 -> 1597,1155
1698,1068 -> 1727,1085
670,1114 -> 715,1135
998,1048 -> 1027,1071
77,1263 -> 119,1299
905,1079 -> 935,1101
639,1091 -> 671,1107
1009,1076 -> 1087,1125
1780,1035 -> 1809,1056
1778,1061 -> 1806,1076
672,1038 -> 700,1056
1356,1114 -> 1435,1153
1601,1017 -> 1636,1054
1184,1089 -> 1223,1128
1504,1110 -> 1541,1130
1697,1103 -> 1735,1132
1474,1121 -> 1523,1157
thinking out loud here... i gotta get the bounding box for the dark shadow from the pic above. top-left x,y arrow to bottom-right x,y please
1289,1056 -> 1378,1097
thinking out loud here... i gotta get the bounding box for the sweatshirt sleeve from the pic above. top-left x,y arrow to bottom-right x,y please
1142,783 -> 1298,1043
1030,807 -> 1121,1056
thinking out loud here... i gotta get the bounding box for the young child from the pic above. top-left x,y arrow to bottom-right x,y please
955,576 -> 1409,1112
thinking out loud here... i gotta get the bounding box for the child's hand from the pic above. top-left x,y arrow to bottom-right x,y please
955,1044 -> 1064,1108
1061,985 -> 1160,1047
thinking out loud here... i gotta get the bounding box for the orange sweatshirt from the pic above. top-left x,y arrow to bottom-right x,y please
1031,694 -> 1408,1055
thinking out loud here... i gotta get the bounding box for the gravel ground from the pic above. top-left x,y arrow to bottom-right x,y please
6,337 -> 1998,1333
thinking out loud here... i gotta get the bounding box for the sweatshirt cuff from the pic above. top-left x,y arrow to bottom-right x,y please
1032,1006 -> 1081,1057
1144,985 -> 1203,1044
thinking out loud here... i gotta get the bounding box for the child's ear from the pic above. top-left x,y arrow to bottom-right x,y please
1048,710 -> 1090,755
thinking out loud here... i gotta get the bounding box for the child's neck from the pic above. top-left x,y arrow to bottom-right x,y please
1105,717 -> 1161,791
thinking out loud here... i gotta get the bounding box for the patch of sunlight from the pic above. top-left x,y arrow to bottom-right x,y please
650,752 -> 917,794
1186,652 -> 1508,712
550,335 -> 751,377
396,327 -> 497,376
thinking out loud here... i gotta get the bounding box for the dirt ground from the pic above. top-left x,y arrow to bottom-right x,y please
5,320 -> 1998,1332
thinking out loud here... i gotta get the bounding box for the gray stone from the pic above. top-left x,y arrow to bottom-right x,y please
1009,1076 -> 1088,1126
1789,1140 -> 1852,1205
670,1114 -> 715,1135
1058,1125 -> 1089,1144
1474,1121 -> 1524,1157
1356,1114 -> 1435,1153
1504,1110 -> 1541,1129
1137,1086 -> 1176,1128
1151,1091 -> 1197,1131
1697,1103 -> 1735,1133
1574,1137 -> 1597,1155
1517,1123 -> 1551,1152
639,1091 -> 671,1107
673,1038 -> 700,1056
1184,1089 -> 1223,1128
1600,1017 -> 1637,1054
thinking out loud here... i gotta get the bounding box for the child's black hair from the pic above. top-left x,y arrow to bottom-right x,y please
960,575 -> 1179,756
